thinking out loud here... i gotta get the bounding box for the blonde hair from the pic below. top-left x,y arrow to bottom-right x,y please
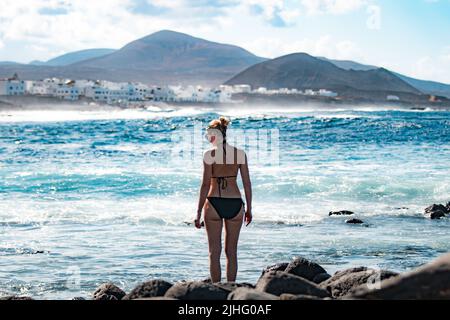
207,116 -> 230,142
208,116 -> 230,130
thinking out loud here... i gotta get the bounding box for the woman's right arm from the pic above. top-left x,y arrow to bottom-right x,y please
195,153 -> 212,228
240,153 -> 252,226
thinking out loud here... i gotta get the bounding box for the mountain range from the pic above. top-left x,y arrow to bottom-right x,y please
0,30 -> 449,99
225,53 -> 426,102
29,49 -> 117,66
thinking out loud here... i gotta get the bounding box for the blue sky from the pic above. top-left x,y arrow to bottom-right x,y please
0,0 -> 449,83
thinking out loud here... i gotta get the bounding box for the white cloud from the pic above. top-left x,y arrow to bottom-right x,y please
412,51 -> 450,84
300,0 -> 367,15
0,0 -> 233,62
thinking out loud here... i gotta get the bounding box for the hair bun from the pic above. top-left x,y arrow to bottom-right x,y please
219,116 -> 230,128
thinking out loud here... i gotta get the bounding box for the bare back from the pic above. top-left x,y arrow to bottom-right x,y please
206,144 -> 245,199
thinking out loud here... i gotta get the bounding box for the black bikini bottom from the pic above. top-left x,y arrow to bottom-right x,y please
207,197 -> 244,220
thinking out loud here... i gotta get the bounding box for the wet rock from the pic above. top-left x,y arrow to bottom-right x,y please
279,293 -> 322,300
214,282 -> 255,293
0,296 -> 34,300
346,218 -> 364,224
350,253 -> 450,299
123,279 -> 173,300
255,271 -> 329,297
72,297 -> 86,300
228,288 -> 278,300
164,281 -> 229,300
93,283 -> 126,301
133,297 -> 178,300
329,210 -> 354,216
284,257 -> 327,282
261,262 -> 289,276
446,202 -> 450,213
430,211 -> 446,220
312,272 -> 332,284
320,269 -> 398,298
425,204 -> 448,219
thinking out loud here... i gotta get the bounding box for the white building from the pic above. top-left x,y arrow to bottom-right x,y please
318,89 -> 338,97
232,84 -> 251,93
256,87 -> 267,94
85,85 -> 109,102
387,95 -> 400,101
0,74 -> 25,95
55,81 -> 80,101
151,86 -> 176,102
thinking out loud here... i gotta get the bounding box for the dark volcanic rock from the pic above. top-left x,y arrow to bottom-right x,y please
425,204 -> 448,219
446,201 -> 450,213
350,253 -> 450,299
228,288 -> 278,300
284,257 -> 327,282
214,282 -> 255,293
164,281 -> 229,300
134,297 -> 178,300
346,218 -> 364,224
0,296 -> 34,300
123,279 -> 173,300
320,269 -> 398,298
430,210 -> 446,220
261,262 -> 289,276
312,272 -> 332,284
279,293 -> 322,300
93,283 -> 126,301
255,271 -> 329,297
329,210 -> 354,216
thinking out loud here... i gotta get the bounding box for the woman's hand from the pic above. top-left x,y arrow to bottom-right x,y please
244,210 -> 253,226
194,211 -> 203,229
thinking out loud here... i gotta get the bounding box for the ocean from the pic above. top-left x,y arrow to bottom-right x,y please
0,105 -> 449,299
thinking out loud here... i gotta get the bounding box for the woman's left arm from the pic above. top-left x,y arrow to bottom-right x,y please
195,157 -> 212,228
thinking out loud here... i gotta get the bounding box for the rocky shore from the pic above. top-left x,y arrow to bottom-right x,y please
1,251 -> 449,301
1,202 -> 449,301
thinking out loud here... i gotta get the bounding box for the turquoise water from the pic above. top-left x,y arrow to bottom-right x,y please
0,106 -> 449,299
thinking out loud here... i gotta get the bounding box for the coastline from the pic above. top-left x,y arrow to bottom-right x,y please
2,251 -> 449,300
1,94 -> 450,112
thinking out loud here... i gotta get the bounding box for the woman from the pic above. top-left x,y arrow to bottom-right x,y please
195,116 -> 252,283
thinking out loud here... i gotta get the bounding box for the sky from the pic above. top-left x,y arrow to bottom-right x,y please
0,0 -> 449,83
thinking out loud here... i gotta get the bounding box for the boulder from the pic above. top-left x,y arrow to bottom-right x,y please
92,283 -> 126,301
284,257 -> 327,282
430,210 -> 446,220
320,269 -> 398,298
228,288 -> 279,300
425,204 -> 448,219
0,296 -> 34,300
346,218 -> 364,224
123,279 -> 173,300
446,201 -> 450,213
255,271 -> 329,297
261,262 -> 289,276
164,281 -> 229,300
312,272 -> 332,284
329,210 -> 354,216
350,253 -> 450,299
133,297 -> 178,300
214,282 -> 255,293
279,293 -> 322,300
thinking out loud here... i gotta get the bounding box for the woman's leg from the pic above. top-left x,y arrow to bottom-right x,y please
204,200 -> 223,283
224,208 -> 244,282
